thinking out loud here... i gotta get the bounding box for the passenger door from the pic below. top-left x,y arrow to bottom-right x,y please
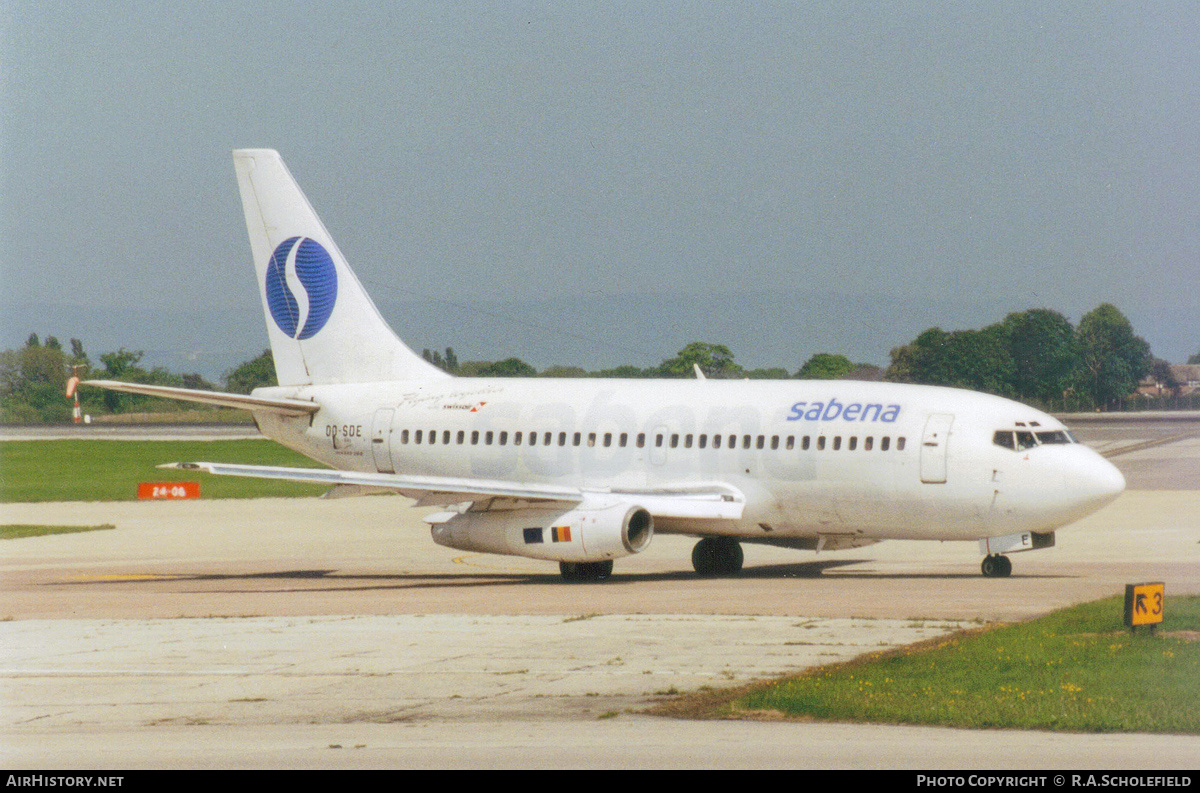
919,413 -> 954,484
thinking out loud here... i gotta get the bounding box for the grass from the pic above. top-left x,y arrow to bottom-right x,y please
662,596 -> 1200,734
1,523 -> 116,539
0,440 -> 328,502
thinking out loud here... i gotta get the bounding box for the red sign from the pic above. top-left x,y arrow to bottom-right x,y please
137,482 -> 200,500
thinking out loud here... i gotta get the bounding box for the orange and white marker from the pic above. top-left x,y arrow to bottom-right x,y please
66,372 -> 83,423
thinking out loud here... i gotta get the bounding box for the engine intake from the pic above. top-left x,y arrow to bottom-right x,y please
428,496 -> 654,563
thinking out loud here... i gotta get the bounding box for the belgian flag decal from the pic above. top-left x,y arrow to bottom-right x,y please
551,526 -> 572,543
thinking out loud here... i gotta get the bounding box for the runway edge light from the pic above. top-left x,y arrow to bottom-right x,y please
1123,582 -> 1164,633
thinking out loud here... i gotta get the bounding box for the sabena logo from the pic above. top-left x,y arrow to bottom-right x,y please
787,398 -> 901,423
265,236 -> 338,340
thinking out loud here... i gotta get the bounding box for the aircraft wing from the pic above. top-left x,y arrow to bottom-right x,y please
82,380 -> 319,417
157,462 -> 745,520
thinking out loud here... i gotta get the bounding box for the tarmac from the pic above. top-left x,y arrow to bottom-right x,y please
0,419 -> 1197,768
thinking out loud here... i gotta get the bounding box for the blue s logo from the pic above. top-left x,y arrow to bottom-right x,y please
265,237 -> 338,340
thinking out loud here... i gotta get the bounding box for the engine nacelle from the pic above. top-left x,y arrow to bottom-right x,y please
427,496 -> 654,563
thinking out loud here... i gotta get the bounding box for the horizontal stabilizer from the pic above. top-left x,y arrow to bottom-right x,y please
82,380 -> 319,417
157,462 -> 745,519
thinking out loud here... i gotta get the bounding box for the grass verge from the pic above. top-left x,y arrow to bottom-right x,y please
1,524 -> 116,539
0,440 -> 328,502
655,596 -> 1200,734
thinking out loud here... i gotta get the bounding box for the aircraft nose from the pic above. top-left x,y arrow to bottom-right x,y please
1069,452 -> 1126,508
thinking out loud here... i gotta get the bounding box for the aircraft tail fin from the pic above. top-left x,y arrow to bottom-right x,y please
232,149 -> 449,386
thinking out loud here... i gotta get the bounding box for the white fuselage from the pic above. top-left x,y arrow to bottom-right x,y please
252,377 -> 1125,546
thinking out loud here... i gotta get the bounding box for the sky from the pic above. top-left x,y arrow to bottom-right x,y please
3,1 -> 1198,379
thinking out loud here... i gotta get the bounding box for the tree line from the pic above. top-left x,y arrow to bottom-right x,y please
884,304 -> 1165,411
420,342 -> 881,382
420,303 -> 1182,412
2,303 -> 1193,423
0,335 -> 219,423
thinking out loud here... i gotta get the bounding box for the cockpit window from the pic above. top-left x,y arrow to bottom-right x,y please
995,427 -> 1077,451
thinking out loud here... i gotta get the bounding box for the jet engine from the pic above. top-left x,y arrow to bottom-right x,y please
427,496 -> 653,563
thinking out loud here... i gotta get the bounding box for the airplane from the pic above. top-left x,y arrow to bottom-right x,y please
85,149 -> 1127,582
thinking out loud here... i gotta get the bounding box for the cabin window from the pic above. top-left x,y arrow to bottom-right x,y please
713,434 -> 722,449
817,436 -> 826,451
514,431 -> 522,446
573,432 -> 581,447
833,436 -> 842,451
801,436 -> 810,451
848,437 -> 857,451
471,430 -> 479,445
786,436 -> 794,450
864,437 -> 873,451
670,434 -> 679,449
604,432 -> 612,447
656,434 -> 664,448
414,430 -> 423,444
457,431 -> 465,444
547,432 -> 554,446
743,435 -> 752,449
636,433 -> 645,448
400,430 -> 409,444
499,431 -> 508,446
897,437 -> 906,451
485,431 -> 493,445
698,434 -> 707,449
619,433 -> 627,447
528,431 -> 537,447
684,434 -> 693,449
880,436 -> 889,451
558,432 -> 566,446
443,431 -> 451,444
770,436 -> 779,450
587,432 -> 596,447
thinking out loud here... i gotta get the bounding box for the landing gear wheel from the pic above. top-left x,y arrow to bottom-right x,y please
981,555 -> 1012,578
692,537 -> 745,577
559,560 -> 614,582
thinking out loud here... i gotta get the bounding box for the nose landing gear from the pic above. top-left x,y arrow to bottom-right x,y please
981,554 -> 1012,578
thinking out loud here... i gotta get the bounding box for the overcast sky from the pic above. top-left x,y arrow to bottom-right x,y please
3,1 -> 1198,373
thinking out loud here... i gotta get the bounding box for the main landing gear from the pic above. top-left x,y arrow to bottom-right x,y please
981,554 -> 1013,578
559,560 -> 614,582
692,537 -> 744,577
